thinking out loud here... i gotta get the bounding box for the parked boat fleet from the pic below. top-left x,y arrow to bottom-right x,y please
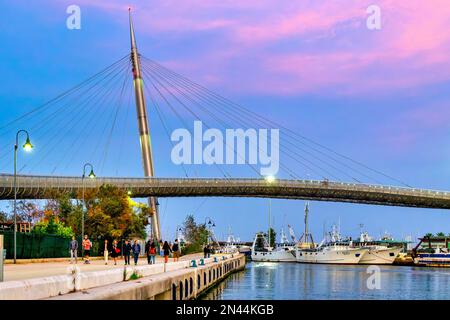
249,202 -> 403,265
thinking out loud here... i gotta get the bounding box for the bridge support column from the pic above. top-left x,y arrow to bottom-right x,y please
129,9 -> 160,241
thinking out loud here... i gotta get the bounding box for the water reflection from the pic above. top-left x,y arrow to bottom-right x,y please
202,262 -> 450,300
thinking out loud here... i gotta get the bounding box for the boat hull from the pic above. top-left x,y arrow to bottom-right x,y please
359,247 -> 402,265
414,253 -> 450,267
296,248 -> 367,264
252,249 -> 296,262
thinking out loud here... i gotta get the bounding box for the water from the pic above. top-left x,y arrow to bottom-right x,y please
202,262 -> 450,300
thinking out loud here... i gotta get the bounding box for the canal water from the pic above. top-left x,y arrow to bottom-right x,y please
202,262 -> 450,300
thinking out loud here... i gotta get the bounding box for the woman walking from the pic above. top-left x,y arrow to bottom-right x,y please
148,241 -> 157,264
111,240 -> 120,265
103,239 -> 109,265
172,239 -> 181,262
162,241 -> 172,263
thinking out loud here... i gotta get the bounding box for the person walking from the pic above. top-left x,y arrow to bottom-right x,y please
159,240 -> 164,257
145,239 -> 151,264
162,241 -> 172,263
148,241 -> 157,265
172,239 -> 181,262
132,240 -> 141,265
69,236 -> 78,264
111,240 -> 120,265
103,239 -> 109,265
123,240 -> 132,265
203,244 -> 211,259
82,235 -> 92,264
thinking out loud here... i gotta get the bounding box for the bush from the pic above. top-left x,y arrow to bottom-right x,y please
32,216 -> 74,238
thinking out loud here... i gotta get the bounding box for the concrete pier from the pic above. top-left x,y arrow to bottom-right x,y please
0,254 -> 245,300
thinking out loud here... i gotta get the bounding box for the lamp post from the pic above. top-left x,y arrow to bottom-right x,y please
13,130 -> 33,264
81,163 -> 95,256
204,217 -> 216,246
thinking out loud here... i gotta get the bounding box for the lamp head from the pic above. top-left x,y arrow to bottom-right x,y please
88,169 -> 96,179
265,175 -> 276,183
23,137 -> 33,152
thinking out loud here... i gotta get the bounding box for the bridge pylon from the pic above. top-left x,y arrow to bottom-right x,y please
129,9 -> 161,241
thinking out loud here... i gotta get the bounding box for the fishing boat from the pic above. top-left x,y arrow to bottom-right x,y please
295,204 -> 367,264
350,231 -> 402,265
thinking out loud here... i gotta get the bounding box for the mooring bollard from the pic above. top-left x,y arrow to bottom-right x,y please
0,235 -> 4,282
222,256 -> 226,260
214,257 -> 218,263
199,258 -> 205,266
191,259 -> 197,267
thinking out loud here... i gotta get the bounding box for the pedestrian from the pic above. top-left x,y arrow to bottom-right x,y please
159,240 -> 164,257
204,244 -> 210,259
111,240 -> 120,265
145,239 -> 151,264
172,239 -> 181,262
148,241 -> 156,264
162,241 -> 172,263
123,240 -> 132,265
104,239 -> 109,265
82,235 -> 92,264
132,240 -> 141,265
69,236 -> 78,264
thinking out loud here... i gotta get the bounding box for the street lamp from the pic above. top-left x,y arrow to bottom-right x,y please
13,130 -> 33,264
204,217 -> 216,245
81,163 -> 95,256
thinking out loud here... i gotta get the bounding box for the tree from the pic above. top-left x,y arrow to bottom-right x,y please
0,211 -> 9,223
12,200 -> 43,223
436,232 -> 445,237
32,215 -> 74,238
181,214 -> 210,254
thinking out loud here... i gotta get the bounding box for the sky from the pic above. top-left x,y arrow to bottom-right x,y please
0,1 -> 450,242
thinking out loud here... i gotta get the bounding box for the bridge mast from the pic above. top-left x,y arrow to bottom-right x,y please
129,9 -> 160,241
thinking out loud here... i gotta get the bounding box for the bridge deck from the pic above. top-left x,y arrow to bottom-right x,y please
1,174 -> 449,209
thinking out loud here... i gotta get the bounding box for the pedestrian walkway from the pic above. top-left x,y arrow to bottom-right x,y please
3,253 -> 204,282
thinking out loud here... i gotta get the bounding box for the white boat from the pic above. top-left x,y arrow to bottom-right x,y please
295,206 -> 367,264
296,242 -> 368,264
251,232 -> 297,262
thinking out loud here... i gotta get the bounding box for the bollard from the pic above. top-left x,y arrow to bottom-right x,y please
222,256 -> 226,260
213,257 -> 218,263
199,258 -> 205,266
191,259 -> 197,267
0,235 -> 4,282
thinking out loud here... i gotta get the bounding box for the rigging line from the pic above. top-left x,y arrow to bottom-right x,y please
54,63 -> 132,174
0,54 -> 130,133
0,59 -> 130,164
144,62 -> 355,182
30,63 -> 131,174
142,69 -> 232,179
143,67 -> 261,178
99,64 -> 132,174
142,75 -> 190,178
144,64 -> 321,180
115,76 -> 134,176
88,66 -> 133,169
144,61 -> 359,182
143,57 -> 410,186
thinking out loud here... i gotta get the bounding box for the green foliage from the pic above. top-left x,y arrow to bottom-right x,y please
0,211 -> 8,223
181,214 -> 210,254
32,216 -> 74,238
425,233 -> 434,238
268,227 -> 276,247
128,271 -> 142,281
436,232 -> 446,237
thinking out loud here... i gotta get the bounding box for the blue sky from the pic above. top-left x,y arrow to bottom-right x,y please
1,1 -> 450,242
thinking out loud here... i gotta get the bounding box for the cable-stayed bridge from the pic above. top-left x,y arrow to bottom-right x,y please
1,175 -> 450,209
1,10 -> 448,239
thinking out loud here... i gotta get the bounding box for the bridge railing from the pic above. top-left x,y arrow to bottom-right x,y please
0,174 -> 449,199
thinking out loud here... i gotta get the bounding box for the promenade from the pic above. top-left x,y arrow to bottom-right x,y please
3,253 -> 203,282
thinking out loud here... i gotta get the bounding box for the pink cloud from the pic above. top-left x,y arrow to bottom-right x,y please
56,0 -> 450,96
